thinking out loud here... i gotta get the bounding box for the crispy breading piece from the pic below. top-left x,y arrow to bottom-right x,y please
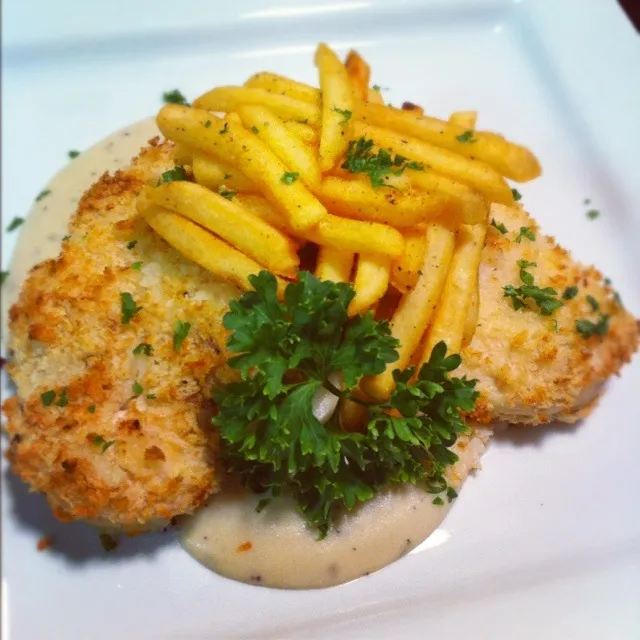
3,140 -> 237,532
461,204 -> 639,425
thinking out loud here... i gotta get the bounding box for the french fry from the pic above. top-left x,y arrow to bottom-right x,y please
157,105 -> 327,230
192,154 -> 258,193
339,398 -> 369,431
283,121 -> 320,146
349,253 -> 391,316
236,104 -> 321,190
193,86 -> 321,126
345,50 -> 370,102
172,143 -> 193,166
145,182 -> 299,277
319,176 -> 450,227
449,110 -> 477,129
244,72 -> 321,105
356,102 -> 541,182
390,228 -> 427,292
406,167 -> 489,225
141,204 -> 285,294
235,194 -> 404,258
316,246 -> 354,282
353,121 -> 513,205
316,43 -> 354,171
362,222 -> 456,400
420,223 -> 487,359
367,87 -> 384,105
463,277 -> 480,345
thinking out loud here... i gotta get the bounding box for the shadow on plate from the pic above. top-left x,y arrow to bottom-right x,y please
492,419 -> 581,447
4,466 -> 176,564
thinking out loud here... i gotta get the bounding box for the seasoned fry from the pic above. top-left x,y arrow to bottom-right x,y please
192,154 -> 258,193
390,228 -> 427,292
406,167 -> 489,224
316,246 -> 354,282
315,43 -> 354,172
157,105 -> 327,230
420,223 -> 487,359
319,176 -> 450,227
235,194 -> 404,258
244,72 -> 321,105
353,121 -> 513,205
362,222 -> 456,400
193,86 -> 321,126
349,253 -> 391,316
345,50 -> 371,101
283,121 -> 320,146
141,205 -> 285,294
367,87 -> 384,105
172,143 -> 193,166
463,277 -> 480,345
356,102 -> 541,182
449,110 -> 477,129
237,104 -> 321,190
145,182 -> 299,277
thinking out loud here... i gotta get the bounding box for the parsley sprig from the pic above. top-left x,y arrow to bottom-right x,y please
503,259 -> 564,316
215,271 -> 478,538
341,137 -> 424,188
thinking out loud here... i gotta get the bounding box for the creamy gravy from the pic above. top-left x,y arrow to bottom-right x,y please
3,118 -> 490,590
1,117 -> 159,338
179,481 -> 451,589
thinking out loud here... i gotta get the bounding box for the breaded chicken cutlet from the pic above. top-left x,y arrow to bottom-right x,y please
3,141 -> 638,530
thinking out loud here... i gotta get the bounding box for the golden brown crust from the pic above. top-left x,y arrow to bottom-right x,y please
461,203 -> 639,425
3,140 -> 237,531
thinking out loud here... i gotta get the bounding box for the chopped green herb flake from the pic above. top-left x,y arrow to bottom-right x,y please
490,218 -> 508,234
281,171 -> 300,184
146,394 -> 157,400
55,388 -> 69,408
133,343 -> 153,356
576,315 -> 609,339
68,150 -> 80,159
162,89 -> 189,106
297,119 -> 309,124
446,486 -> 458,502
219,122 -> 229,134
126,240 -> 138,250
604,277 -> 611,286
223,173 -> 232,180
613,291 -> 623,308
41,390 -> 56,406
215,270 -> 478,537
173,320 -> 192,352
515,226 -> 536,243
130,262 -> 143,271
586,209 -> 600,220
432,497 -> 445,506
586,295 -> 599,312
332,106 -> 352,124
35,189 -> 51,202
7,217 -> 25,231
455,130 -> 477,144
204,120 -> 212,128
88,404 -> 97,414
511,188 -> 522,202
160,166 -> 187,183
504,260 -> 563,316
62,235 -> 71,242
1,271 -> 9,285
563,286 -> 579,300
341,137 -> 424,188
120,292 -> 142,324
132,381 -> 143,395
251,125 -> 260,134
218,187 -> 236,200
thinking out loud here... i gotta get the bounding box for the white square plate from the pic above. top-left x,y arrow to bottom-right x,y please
2,1 -> 640,638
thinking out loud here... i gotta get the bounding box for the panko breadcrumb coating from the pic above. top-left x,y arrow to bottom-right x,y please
462,203 -> 638,425
3,139 -> 238,532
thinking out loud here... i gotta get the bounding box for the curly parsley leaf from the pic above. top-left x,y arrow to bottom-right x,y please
511,188 -> 522,202
159,166 -> 187,184
162,89 -> 189,106
515,226 -> 536,243
215,271 -> 478,537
